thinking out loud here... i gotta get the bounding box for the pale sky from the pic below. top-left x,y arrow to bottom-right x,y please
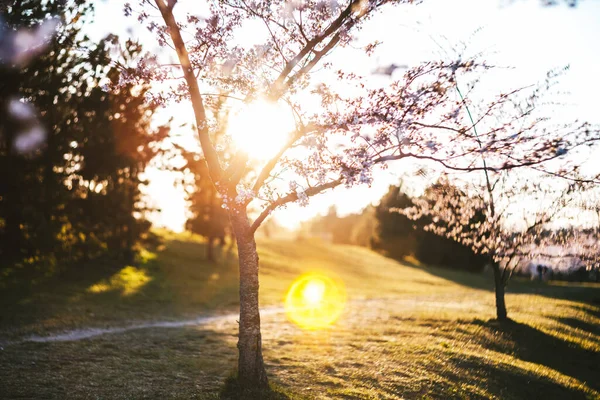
91,0 -> 600,231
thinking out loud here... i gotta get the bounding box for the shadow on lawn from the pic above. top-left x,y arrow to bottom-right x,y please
0,236 -> 240,337
0,326 -> 245,399
0,256 -> 135,332
220,375 -> 293,400
471,319 -> 598,392
411,318 -> 598,399
437,352 -> 591,400
555,316 -> 600,338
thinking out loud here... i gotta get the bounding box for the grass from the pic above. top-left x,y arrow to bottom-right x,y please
0,232 -> 599,399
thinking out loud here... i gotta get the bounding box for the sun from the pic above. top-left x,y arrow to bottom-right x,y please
227,98 -> 296,160
284,273 -> 347,330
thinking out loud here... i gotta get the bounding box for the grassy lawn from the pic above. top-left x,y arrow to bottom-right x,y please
0,233 -> 599,399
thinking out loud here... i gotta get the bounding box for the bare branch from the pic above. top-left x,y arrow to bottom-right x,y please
251,125 -> 315,194
250,179 -> 342,233
284,30 -> 343,88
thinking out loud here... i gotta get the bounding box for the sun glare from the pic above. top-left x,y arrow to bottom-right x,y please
227,99 -> 296,160
302,279 -> 326,305
284,274 -> 347,330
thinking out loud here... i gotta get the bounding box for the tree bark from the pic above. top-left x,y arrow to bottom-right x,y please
492,263 -> 508,321
229,208 -> 269,392
2,153 -> 23,262
206,236 -> 214,262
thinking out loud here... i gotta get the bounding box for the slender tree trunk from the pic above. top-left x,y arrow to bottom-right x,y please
229,208 -> 269,392
3,155 -> 23,262
206,236 -> 214,262
3,201 -> 22,261
492,263 -> 508,321
1,114 -> 22,262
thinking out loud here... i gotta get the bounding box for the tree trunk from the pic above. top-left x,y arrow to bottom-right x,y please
229,209 -> 269,392
2,156 -> 23,262
1,118 -> 23,262
206,236 -> 214,262
492,263 -> 508,321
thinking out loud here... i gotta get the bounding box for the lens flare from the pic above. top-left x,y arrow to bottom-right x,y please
303,279 -> 326,305
284,274 -> 346,330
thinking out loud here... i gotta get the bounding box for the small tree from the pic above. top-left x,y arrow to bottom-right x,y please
401,171 -> 578,320
124,0 -> 596,391
185,159 -> 230,261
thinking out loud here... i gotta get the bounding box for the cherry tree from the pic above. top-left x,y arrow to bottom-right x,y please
401,172 -> 580,320
122,0 -> 597,392
394,66 -> 599,320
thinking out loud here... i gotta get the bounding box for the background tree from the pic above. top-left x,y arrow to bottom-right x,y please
373,185 -> 417,259
185,159 -> 230,261
182,95 -> 235,261
129,0 -> 597,392
402,171 -> 577,320
0,1 -> 167,268
375,183 -> 486,272
309,205 -> 376,246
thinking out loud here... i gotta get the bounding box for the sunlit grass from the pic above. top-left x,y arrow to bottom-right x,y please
0,233 -> 598,398
87,266 -> 152,296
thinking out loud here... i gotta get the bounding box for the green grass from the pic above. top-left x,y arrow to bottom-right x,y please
0,233 -> 599,399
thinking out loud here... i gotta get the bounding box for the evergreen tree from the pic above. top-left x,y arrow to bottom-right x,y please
0,1 -> 167,267
183,97 -> 232,262
185,159 -> 230,262
375,183 -> 486,272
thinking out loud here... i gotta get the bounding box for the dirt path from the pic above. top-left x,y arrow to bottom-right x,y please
19,307 -> 284,344
9,296 -> 488,345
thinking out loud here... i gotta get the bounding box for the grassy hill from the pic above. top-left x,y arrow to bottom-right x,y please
0,233 -> 598,399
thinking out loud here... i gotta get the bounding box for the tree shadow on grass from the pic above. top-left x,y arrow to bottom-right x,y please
434,352 -> 592,400
554,316 -> 600,338
0,326 -> 242,399
220,374 -> 293,400
571,303 -> 600,321
468,319 -> 599,393
0,236 -> 241,339
410,318 -> 599,399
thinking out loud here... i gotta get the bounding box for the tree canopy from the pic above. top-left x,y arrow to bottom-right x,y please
0,1 -> 168,267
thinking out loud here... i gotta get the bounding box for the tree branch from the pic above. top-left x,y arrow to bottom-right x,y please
250,178 -> 342,233
155,0 -> 223,182
271,0 -> 360,94
283,30 -> 343,88
373,149 -> 564,173
251,125 -> 315,195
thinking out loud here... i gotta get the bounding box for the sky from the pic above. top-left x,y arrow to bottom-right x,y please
91,0 -> 600,231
